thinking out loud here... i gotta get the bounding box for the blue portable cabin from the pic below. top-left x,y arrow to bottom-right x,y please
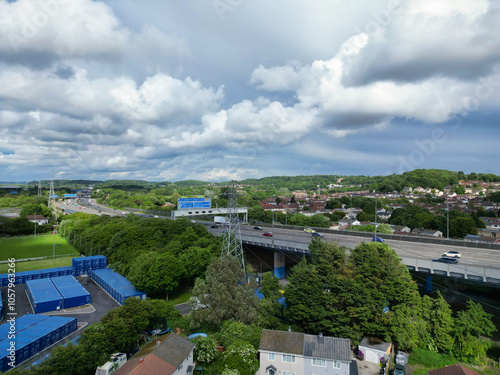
90,268 -> 146,305
25,279 -> 63,314
51,276 -> 91,309
0,315 -> 77,372
32,269 -> 43,279
73,255 -> 108,271
0,315 -> 50,339
57,266 -> 74,276
0,274 -> 7,287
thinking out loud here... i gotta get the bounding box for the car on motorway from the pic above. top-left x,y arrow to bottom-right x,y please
442,250 -> 461,258
254,226 -> 262,230
311,232 -> 324,237
262,232 -> 273,237
304,228 -> 316,233
372,237 -> 385,243
432,257 -> 459,264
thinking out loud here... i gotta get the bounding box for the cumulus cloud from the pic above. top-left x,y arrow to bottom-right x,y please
0,66 -> 223,123
1,0 -> 500,181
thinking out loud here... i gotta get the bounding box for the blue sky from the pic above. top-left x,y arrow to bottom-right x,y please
0,0 -> 499,182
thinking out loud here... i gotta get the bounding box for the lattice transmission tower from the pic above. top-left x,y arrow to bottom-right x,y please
48,180 -> 56,220
220,181 -> 245,272
38,180 -> 42,196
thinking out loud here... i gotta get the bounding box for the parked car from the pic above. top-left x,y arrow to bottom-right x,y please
254,226 -> 262,230
311,232 -> 324,237
432,257 -> 458,264
211,224 -> 218,228
372,236 -> 384,243
304,228 -> 316,233
263,232 -> 273,237
442,250 -> 461,258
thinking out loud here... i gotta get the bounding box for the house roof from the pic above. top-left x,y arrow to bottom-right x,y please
359,337 -> 391,352
259,329 -> 305,355
259,330 -> 351,361
153,333 -> 195,367
26,215 -> 48,220
427,363 -> 481,375
303,334 -> 351,362
130,354 -> 177,375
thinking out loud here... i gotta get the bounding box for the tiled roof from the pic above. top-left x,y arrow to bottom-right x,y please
152,333 -> 194,367
259,329 -> 305,355
259,330 -> 351,361
303,334 -> 351,361
130,354 -> 176,375
427,363 -> 480,375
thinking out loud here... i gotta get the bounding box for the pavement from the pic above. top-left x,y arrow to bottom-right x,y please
355,358 -> 383,375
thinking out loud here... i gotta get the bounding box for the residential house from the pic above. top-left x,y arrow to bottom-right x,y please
390,225 -> 411,233
411,228 -> 443,237
427,363 -> 481,375
402,187 -> 413,194
115,333 -> 195,375
26,215 -> 49,225
376,210 -> 393,220
478,236 -> 500,245
258,329 -> 353,375
478,228 -> 500,238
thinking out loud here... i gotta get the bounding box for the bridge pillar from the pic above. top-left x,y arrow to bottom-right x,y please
274,252 -> 286,279
424,275 -> 433,293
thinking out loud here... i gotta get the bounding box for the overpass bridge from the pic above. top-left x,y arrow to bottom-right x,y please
213,230 -> 500,285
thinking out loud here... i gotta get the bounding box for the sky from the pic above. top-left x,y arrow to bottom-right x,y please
0,0 -> 499,182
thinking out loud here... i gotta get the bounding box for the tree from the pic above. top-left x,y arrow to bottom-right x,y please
188,256 -> 258,330
454,300 -> 496,362
260,272 -> 281,301
450,217 -> 478,238
148,252 -> 186,298
428,292 -> 454,352
193,336 -> 220,365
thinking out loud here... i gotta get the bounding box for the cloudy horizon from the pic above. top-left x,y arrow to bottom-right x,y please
0,0 -> 499,182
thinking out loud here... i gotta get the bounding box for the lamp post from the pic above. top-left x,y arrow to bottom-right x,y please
374,190 -> 377,241
446,201 -> 449,239
52,225 -> 56,259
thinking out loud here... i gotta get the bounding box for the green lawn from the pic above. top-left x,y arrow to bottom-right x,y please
165,291 -> 192,306
0,234 -> 79,261
0,256 -> 77,274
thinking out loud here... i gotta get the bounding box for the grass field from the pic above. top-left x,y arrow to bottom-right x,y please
0,256 -> 76,274
0,234 -> 79,261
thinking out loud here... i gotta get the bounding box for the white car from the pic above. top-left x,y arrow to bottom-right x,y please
442,250 -> 461,258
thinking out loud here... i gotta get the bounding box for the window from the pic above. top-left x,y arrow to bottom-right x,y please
282,354 -> 296,363
283,372 -> 296,375
267,370 -> 276,375
334,361 -> 341,369
312,358 -> 326,366
268,353 -> 275,360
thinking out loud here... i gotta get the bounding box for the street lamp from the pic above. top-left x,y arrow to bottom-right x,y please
446,201 -> 449,239
374,190 -> 377,241
52,225 -> 57,259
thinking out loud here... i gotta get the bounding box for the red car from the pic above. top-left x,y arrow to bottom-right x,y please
262,232 -> 273,237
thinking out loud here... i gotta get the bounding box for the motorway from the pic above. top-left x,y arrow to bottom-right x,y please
57,199 -> 500,270
210,224 -> 500,270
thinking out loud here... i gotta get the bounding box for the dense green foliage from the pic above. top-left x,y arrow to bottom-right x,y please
59,214 -> 219,294
284,239 -> 496,362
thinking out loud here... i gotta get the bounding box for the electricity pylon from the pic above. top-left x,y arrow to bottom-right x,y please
220,181 -> 245,272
